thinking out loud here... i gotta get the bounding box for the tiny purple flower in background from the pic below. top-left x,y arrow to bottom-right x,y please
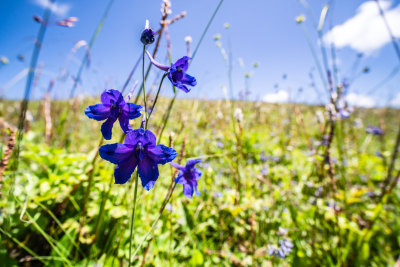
366,125 -> 383,135
85,89 -> 142,140
99,129 -> 177,189
33,15 -> 43,24
170,159 -> 202,198
141,20 -> 155,45
146,50 -> 197,93
57,17 -> 78,27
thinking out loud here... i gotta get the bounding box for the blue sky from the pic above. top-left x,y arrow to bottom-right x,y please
1,0 -> 400,107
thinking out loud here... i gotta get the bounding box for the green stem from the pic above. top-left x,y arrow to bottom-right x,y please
146,73 -> 168,128
142,46 -> 148,118
157,92 -> 177,144
69,0 -> 115,98
128,171 -> 140,267
156,0 -> 224,143
132,182 -> 177,260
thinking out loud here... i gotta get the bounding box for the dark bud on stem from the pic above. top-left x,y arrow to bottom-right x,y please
141,28 -> 155,45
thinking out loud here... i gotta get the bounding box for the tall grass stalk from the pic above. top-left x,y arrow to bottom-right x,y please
156,0 -> 224,142
69,0 -> 115,98
7,2 -> 53,233
374,0 -> 400,200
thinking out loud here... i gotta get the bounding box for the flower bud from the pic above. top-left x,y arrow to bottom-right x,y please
141,20 -> 155,45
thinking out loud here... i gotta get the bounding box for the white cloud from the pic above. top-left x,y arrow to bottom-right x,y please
324,1 -> 400,54
390,92 -> 400,107
34,0 -> 70,16
346,93 -> 375,108
263,90 -> 289,103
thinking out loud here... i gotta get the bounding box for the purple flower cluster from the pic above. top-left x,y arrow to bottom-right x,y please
84,24 -> 201,198
366,125 -> 383,135
268,227 -> 293,259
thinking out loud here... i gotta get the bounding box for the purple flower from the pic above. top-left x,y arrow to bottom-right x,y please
366,125 -> 383,135
170,159 -> 202,198
99,128 -> 177,189
85,89 -> 142,140
145,50 -> 197,93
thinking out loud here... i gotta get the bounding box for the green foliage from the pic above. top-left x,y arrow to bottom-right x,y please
0,98 -> 399,266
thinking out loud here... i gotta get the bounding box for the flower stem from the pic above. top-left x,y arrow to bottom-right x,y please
142,46 -> 148,119
131,182 -> 177,260
69,0 -> 115,98
146,73 -> 168,128
156,0 -> 224,143
128,171 -> 140,267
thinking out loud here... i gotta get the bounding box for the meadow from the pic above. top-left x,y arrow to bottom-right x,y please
1,0 -> 400,266
1,97 -> 399,266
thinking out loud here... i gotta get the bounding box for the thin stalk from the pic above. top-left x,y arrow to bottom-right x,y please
11,0 -> 53,178
191,0 -> 224,59
128,172 -> 140,267
147,73 -> 168,128
157,92 -> 177,144
156,0 -> 224,142
121,53 -> 142,94
69,0 -> 115,97
132,183 -> 177,260
374,0 -> 400,199
142,46 -> 148,114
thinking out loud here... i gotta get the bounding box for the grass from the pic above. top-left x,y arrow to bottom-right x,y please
0,97 -> 399,266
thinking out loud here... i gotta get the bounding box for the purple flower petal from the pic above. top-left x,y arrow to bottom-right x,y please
169,162 -> 185,171
147,144 -> 177,164
145,50 -> 169,72
101,117 -> 117,140
123,103 -> 142,119
114,156 -> 138,184
118,114 -> 132,133
85,104 -> 110,121
101,89 -> 124,106
124,129 -> 156,146
138,156 -> 159,190
174,172 -> 184,184
183,183 -> 194,198
181,73 -> 197,86
186,159 -> 201,169
99,143 -> 133,164
169,79 -> 190,93
174,56 -> 191,72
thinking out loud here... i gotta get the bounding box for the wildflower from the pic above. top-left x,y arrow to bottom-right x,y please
141,20 -> 155,45
170,159 -> 202,198
296,14 -> 306,24
184,36 -> 192,43
57,17 -> 78,27
269,228 -> 293,259
85,89 -> 142,140
366,125 -> 383,135
99,128 -> 177,188
33,15 -> 43,24
234,108 -> 243,122
277,227 -> 288,236
261,166 -> 269,176
145,50 -> 197,93
0,56 -> 9,65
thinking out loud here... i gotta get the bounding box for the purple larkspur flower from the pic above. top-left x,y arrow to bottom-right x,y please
145,50 -> 197,93
366,125 -> 383,135
85,89 -> 142,140
99,129 -> 177,189
170,159 -> 202,198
